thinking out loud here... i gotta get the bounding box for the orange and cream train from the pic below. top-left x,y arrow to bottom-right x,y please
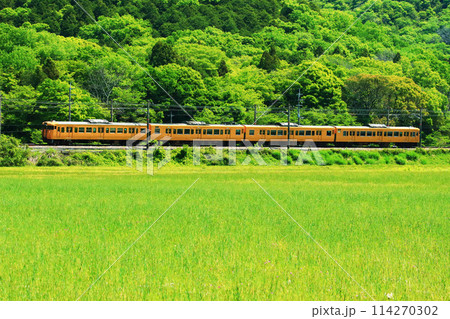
42,119 -> 420,146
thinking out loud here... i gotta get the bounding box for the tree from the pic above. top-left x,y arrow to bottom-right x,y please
258,46 -> 280,72
149,41 -> 179,67
42,58 -> 59,80
393,52 -> 401,63
217,59 -> 229,77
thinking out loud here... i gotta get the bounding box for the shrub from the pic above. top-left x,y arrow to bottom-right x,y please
353,156 -> 363,165
0,135 -> 30,166
394,156 -> 406,165
37,149 -> 64,166
405,151 -> 419,161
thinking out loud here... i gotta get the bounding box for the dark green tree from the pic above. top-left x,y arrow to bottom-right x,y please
393,52 -> 401,63
258,46 -> 280,72
217,59 -> 229,77
149,41 -> 178,67
42,58 -> 59,80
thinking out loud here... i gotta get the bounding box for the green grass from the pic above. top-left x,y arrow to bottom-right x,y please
0,166 -> 448,301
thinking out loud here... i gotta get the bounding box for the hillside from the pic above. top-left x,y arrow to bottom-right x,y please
0,0 -> 448,145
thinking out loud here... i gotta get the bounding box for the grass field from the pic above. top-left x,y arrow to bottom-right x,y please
0,166 -> 448,301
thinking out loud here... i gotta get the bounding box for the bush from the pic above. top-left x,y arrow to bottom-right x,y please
0,135 -> 30,166
394,156 -> 406,165
405,151 -> 419,161
353,156 -> 363,165
37,149 -> 64,166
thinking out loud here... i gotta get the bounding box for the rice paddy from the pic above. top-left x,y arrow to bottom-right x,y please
0,165 -> 448,300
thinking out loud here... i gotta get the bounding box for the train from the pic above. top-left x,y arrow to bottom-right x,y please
41,119 -> 420,146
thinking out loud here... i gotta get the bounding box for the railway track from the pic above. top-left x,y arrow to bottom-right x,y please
28,145 -> 442,152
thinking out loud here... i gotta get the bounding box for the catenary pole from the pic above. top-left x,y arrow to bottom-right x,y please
69,82 -> 72,121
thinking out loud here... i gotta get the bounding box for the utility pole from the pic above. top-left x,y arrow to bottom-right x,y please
146,101 -> 150,148
69,82 -> 72,121
419,104 -> 423,148
387,105 -> 390,126
0,92 -> 2,138
110,101 -> 113,122
296,88 -> 303,125
287,105 -> 291,150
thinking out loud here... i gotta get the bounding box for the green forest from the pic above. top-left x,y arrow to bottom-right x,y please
0,0 -> 449,145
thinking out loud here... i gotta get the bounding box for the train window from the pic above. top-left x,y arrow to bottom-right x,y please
388,132 -> 393,137
360,131 -> 366,137
176,129 -> 182,134
117,128 -> 123,133
207,129 -> 213,135
377,131 -> 382,136
357,131 -> 360,136
343,131 -> 348,136
99,128 -> 104,133
86,127 -> 92,133
225,129 -> 230,134
326,131 -> 332,136
140,128 -> 146,133
185,129 -> 191,134
75,128 -> 78,133
110,128 -> 116,133
394,132 -> 399,137
270,130 -> 276,135
276,130 -> 282,136
290,130 -> 294,135
191,130 -> 194,134
68,127 -> 73,133
106,128 -> 109,133
399,132 -> 403,137
236,129 -> 241,135
317,131 -> 322,136
412,132 -> 416,137
299,130 -> 305,136
165,128 -> 169,133
124,128 -> 127,134
220,130 -> 223,134
79,127 -> 85,133
196,129 -> 201,134
259,130 -> 264,135
57,127 -> 60,132
249,130 -> 255,136
155,127 -> 160,134
306,130 -> 311,136
405,132 -> 409,137
61,127 -> 65,133
93,128 -> 96,133
213,129 -> 219,135
367,131 -> 372,137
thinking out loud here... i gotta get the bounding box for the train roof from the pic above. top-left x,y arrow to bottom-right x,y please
44,120 -> 146,126
246,125 -> 335,129
335,126 -> 419,130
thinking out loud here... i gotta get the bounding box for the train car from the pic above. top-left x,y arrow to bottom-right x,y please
42,120 -> 147,144
335,124 -> 420,146
243,124 -> 336,144
150,122 -> 245,143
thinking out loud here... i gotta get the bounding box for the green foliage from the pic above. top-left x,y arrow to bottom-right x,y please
42,58 -> 59,80
258,46 -> 280,72
0,134 -> 30,166
36,149 -> 64,166
217,59 -> 229,77
149,40 -> 179,67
